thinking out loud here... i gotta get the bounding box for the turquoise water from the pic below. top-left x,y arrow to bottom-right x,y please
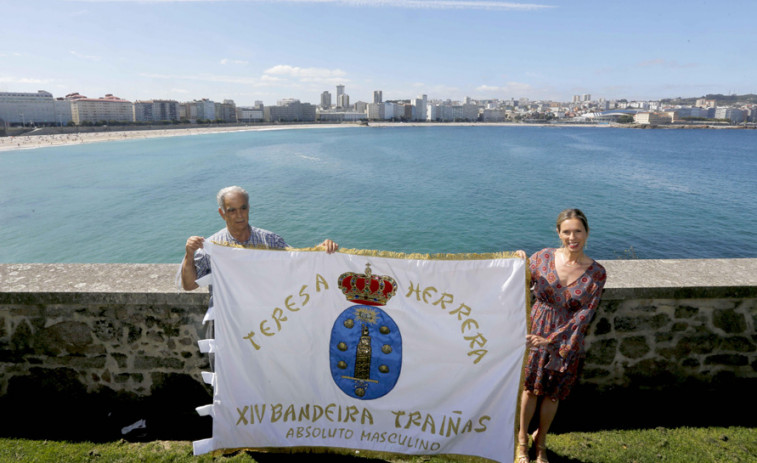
1,126 -> 755,263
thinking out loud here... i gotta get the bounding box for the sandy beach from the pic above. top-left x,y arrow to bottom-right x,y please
0,124 -> 362,153
0,122 -> 539,152
2,121 -> 747,153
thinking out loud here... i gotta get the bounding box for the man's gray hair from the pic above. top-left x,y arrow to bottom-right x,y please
216,186 -> 249,211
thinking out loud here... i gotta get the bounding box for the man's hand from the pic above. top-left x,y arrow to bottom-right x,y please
318,239 -> 339,254
181,236 -> 204,291
186,236 -> 204,256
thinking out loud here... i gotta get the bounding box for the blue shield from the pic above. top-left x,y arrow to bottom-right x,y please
329,304 -> 402,400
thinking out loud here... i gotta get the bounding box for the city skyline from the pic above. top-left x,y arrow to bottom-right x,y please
2,0 -> 755,106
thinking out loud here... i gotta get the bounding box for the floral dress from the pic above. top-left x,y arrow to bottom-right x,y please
524,248 -> 607,400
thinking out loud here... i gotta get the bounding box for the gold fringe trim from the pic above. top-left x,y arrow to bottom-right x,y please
211,445 -> 498,462
211,240 -> 524,261
208,240 -> 290,250
514,257 -> 532,460
298,247 -> 522,261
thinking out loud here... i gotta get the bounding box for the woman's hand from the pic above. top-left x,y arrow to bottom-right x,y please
515,250 -> 527,260
526,334 -> 549,349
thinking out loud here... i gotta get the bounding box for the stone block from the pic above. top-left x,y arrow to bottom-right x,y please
35,321 -> 94,355
620,336 -> 651,359
10,319 -> 33,354
675,305 -> 699,318
56,355 -> 107,369
585,339 -> 617,365
657,347 -> 677,360
720,336 -> 756,353
704,354 -> 748,366
599,300 -> 620,314
127,326 -> 142,343
626,358 -> 679,386
134,355 -> 184,370
675,334 -> 721,356
592,317 -> 612,335
614,313 -> 671,332
712,309 -> 747,334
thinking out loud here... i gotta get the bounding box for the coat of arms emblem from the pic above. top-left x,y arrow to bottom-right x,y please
329,263 -> 402,400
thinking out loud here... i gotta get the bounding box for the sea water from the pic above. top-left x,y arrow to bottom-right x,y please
1,125 -> 755,263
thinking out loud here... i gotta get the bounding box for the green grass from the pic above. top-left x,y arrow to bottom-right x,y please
0,427 -> 754,462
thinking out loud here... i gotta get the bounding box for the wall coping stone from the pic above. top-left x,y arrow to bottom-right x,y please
2,259 -> 756,300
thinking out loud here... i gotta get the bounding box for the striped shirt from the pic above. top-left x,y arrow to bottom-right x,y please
194,225 -> 289,281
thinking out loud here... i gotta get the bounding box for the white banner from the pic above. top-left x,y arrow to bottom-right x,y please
193,242 -> 527,462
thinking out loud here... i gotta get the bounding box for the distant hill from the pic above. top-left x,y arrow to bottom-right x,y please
661,94 -> 757,105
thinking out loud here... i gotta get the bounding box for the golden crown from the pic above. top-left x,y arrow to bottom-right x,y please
338,263 -> 397,306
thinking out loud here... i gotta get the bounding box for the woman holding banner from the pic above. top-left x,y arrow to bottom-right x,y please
515,209 -> 606,463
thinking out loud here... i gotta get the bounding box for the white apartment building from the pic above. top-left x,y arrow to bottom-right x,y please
133,100 -> 181,122
714,107 -> 746,123
0,90 -> 72,126
367,103 -> 385,120
266,99 -> 316,122
413,95 -> 428,121
482,109 -> 506,122
216,100 -> 238,123
68,93 -> 133,124
634,112 -> 671,125
237,107 -> 264,122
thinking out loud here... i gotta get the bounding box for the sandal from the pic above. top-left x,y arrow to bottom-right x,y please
535,443 -> 549,463
515,439 -> 530,463
531,431 -> 548,463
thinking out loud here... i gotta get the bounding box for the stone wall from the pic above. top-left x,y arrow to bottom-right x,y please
1,260 -> 755,439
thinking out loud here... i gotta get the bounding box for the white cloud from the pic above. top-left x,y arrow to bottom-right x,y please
475,81 -> 533,95
70,50 -> 101,61
0,76 -> 54,84
263,65 -> 348,84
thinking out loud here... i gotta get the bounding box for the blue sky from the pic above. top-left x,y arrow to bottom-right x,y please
1,0 -> 755,106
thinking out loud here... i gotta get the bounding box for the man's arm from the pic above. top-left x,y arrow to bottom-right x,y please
181,236 -> 204,290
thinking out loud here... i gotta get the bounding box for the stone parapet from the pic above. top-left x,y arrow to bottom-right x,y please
1,260 -> 755,437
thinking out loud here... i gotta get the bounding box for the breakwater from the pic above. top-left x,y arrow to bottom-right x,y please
1,259 -> 755,439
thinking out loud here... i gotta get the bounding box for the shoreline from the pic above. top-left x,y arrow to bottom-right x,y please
0,123 -> 357,153
1,121 -> 751,153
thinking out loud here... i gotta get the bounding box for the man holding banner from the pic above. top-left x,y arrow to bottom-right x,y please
181,185 -> 339,292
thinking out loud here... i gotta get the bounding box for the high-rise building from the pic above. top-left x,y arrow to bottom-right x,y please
413,94 -> 428,121
321,91 -> 332,109
336,85 -> 349,109
373,90 -> 383,104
